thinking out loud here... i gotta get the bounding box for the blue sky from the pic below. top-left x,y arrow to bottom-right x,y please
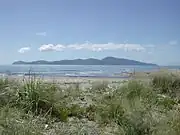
0,0 -> 180,65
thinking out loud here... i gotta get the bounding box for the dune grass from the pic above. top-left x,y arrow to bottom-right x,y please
0,73 -> 180,135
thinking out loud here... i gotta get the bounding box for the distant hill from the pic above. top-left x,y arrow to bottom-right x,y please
12,57 -> 157,66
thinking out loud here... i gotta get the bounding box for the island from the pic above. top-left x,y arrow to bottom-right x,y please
12,57 -> 157,66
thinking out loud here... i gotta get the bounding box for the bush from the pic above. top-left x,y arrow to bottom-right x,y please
15,77 -> 70,121
0,78 -> 9,90
85,104 -> 97,121
91,81 -> 109,92
152,74 -> 180,97
0,78 -> 19,107
0,106 -> 44,135
96,81 -> 165,134
68,104 -> 85,119
1,75 -> 180,134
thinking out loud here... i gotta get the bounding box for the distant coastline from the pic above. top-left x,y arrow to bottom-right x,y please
13,57 -> 158,66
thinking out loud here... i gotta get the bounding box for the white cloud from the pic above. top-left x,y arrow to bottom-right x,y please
39,42 -> 146,52
123,44 -> 145,52
39,44 -> 65,52
169,40 -> 178,45
18,47 -> 31,53
36,32 -> 47,36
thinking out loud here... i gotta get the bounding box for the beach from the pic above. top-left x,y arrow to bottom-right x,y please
1,68 -> 180,134
4,68 -> 179,83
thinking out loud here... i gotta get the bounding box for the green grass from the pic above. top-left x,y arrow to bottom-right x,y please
152,73 -> 180,97
1,74 -> 180,134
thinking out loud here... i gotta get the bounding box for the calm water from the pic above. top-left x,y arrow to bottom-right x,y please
0,65 -> 178,78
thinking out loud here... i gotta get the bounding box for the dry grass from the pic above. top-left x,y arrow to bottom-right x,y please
0,73 -> 180,135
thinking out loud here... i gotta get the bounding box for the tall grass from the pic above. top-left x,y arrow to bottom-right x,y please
0,73 -> 180,134
93,78 -> 180,135
0,106 -> 45,135
152,74 -> 180,97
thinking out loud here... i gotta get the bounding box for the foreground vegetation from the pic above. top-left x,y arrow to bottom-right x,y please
0,73 -> 180,135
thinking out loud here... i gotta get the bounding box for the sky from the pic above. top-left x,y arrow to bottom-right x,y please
0,0 -> 180,65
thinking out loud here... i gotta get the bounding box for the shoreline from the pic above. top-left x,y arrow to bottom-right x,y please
6,75 -> 130,82
1,68 -> 180,84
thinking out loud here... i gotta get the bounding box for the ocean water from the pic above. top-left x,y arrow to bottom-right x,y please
0,65 -> 178,78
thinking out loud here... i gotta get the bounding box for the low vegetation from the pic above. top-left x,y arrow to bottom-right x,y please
0,73 -> 180,135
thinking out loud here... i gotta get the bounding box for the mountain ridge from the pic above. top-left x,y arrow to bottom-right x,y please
12,57 -> 157,66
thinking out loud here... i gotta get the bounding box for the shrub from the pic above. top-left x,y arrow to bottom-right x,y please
0,78 -> 18,107
91,81 -> 109,92
68,104 -> 85,119
1,74 -> 180,134
152,74 -> 180,97
156,95 -> 177,110
15,76 -> 69,121
85,104 -> 97,121
0,106 -> 44,135
0,78 -> 9,90
96,81 -> 161,134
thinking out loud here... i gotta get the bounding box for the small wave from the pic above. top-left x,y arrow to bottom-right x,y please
0,73 -> 7,77
54,69 -> 81,72
79,71 -> 102,75
65,74 -> 79,77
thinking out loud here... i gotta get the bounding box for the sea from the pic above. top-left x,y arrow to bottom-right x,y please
0,65 -> 179,78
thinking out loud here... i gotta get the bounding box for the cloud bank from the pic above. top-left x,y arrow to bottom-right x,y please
39,42 -> 146,52
18,47 -> 31,53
